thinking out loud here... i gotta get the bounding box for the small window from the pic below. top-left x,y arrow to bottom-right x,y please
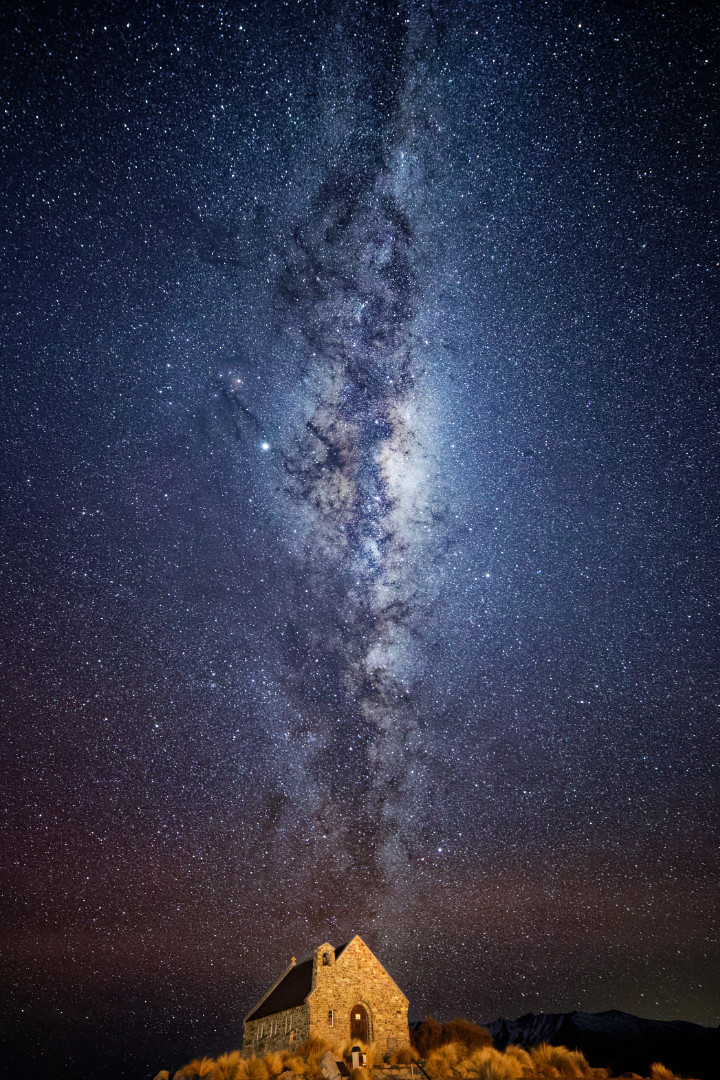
285,1013 -> 290,1033
322,952 -> 331,965
328,1009 -> 334,1027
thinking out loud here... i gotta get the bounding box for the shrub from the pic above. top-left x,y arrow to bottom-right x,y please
389,1045 -> 416,1066
412,1017 -> 444,1057
412,1018 -> 493,1058
443,1021 -> 494,1052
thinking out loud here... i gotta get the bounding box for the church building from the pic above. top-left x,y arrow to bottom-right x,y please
243,935 -> 410,1054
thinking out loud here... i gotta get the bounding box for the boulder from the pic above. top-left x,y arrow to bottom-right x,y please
320,1051 -> 342,1080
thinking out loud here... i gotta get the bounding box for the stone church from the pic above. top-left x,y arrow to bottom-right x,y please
243,935 -> 410,1054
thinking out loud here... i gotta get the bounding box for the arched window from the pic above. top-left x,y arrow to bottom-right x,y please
322,952 -> 331,965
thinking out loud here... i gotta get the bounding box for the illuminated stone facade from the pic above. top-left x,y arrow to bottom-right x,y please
243,935 -> 410,1055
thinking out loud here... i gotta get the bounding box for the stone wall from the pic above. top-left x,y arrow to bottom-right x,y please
243,1004 -> 311,1053
307,937 -> 410,1052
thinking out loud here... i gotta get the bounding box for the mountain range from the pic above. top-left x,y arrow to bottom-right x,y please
488,1009 -> 720,1079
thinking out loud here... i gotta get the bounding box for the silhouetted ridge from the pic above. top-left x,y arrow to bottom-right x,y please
489,1009 -> 720,1080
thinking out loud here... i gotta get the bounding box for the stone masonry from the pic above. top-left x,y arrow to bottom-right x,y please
243,935 -> 410,1055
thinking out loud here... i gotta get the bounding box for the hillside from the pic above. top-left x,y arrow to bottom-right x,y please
489,1009 -> 720,1080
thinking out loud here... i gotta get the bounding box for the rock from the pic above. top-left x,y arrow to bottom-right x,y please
320,1051 -> 342,1080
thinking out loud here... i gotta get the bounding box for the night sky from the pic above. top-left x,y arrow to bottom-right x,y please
2,2 -> 718,1079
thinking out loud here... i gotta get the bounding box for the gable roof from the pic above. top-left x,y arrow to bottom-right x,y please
246,942 -> 349,1022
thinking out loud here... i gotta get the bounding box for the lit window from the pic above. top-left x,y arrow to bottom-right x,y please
328,1009 -> 334,1027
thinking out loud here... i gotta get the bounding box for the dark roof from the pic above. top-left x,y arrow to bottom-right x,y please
247,958 -> 313,1020
246,943 -> 349,1021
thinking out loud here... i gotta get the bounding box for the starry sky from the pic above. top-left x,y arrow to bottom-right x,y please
2,2 -> 718,1078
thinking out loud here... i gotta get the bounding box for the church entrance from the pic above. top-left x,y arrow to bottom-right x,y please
350,1003 -> 370,1043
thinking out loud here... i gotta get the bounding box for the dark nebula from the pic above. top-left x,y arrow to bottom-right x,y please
1,2 -> 718,1079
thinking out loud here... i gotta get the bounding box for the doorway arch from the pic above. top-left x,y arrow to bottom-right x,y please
350,1003 -> 370,1043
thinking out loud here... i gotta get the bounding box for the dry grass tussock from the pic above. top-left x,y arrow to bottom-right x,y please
263,1052 -> 286,1078
175,1058 -> 215,1079
649,1067 -> 679,1080
502,1045 -> 533,1074
296,1032 -> 332,1060
282,1055 -> 309,1074
425,1041 -> 466,1079
529,1043 -> 595,1078
461,1045 -> 525,1080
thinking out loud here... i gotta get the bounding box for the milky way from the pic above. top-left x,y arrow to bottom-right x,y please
1,2 -> 718,1079
276,154 -> 433,875
223,16 -> 444,880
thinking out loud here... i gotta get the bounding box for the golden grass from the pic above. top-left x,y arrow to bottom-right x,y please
425,1040 -> 466,1079
213,1052 -> 247,1080
528,1042 -> 594,1078
264,1052 -> 287,1078
245,1054 -> 270,1080
464,1045 -> 526,1080
650,1066 -> 678,1080
179,1058 -> 215,1079
170,1028 -> 689,1080
281,1053 -> 308,1074
296,1032 -> 331,1059
502,1044 -> 533,1074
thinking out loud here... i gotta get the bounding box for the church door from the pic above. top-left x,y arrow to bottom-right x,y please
350,1003 -> 369,1043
